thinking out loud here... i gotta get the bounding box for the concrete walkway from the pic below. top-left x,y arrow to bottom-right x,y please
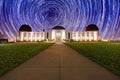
0,43 -> 120,80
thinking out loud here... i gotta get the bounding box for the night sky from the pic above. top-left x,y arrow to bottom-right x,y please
0,0 -> 120,40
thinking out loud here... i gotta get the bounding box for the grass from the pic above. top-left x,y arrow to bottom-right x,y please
65,42 -> 120,76
0,42 -> 53,76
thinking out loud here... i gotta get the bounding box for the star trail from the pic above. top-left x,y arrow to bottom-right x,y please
0,0 -> 120,40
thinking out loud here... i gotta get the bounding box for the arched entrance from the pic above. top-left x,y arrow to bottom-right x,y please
51,26 -> 66,42
55,31 -> 61,41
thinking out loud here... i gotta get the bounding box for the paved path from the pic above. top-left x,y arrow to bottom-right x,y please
0,43 -> 120,80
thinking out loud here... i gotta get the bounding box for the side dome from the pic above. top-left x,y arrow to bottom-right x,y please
19,24 -> 32,32
86,24 -> 99,31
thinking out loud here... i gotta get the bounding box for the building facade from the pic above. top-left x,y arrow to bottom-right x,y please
19,24 -> 99,42
19,32 -> 45,41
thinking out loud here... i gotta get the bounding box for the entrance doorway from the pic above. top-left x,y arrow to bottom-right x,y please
55,31 -> 61,41
51,26 -> 66,42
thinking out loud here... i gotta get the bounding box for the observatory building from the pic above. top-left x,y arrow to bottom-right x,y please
19,24 -> 99,42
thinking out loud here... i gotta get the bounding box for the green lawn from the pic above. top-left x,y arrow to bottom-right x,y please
0,42 -> 53,76
65,42 -> 120,76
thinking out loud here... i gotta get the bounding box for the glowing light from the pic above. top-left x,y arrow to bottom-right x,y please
101,39 -> 109,42
70,31 -> 99,41
20,32 -> 24,41
19,32 -> 45,42
51,30 -> 55,40
61,30 -> 66,40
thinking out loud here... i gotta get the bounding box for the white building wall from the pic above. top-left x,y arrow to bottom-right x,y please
19,30 -> 99,42
19,32 -> 45,42
51,30 -> 55,40
61,30 -> 66,40
70,31 -> 99,41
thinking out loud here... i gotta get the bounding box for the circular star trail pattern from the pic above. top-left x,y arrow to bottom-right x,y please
0,0 -> 120,40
